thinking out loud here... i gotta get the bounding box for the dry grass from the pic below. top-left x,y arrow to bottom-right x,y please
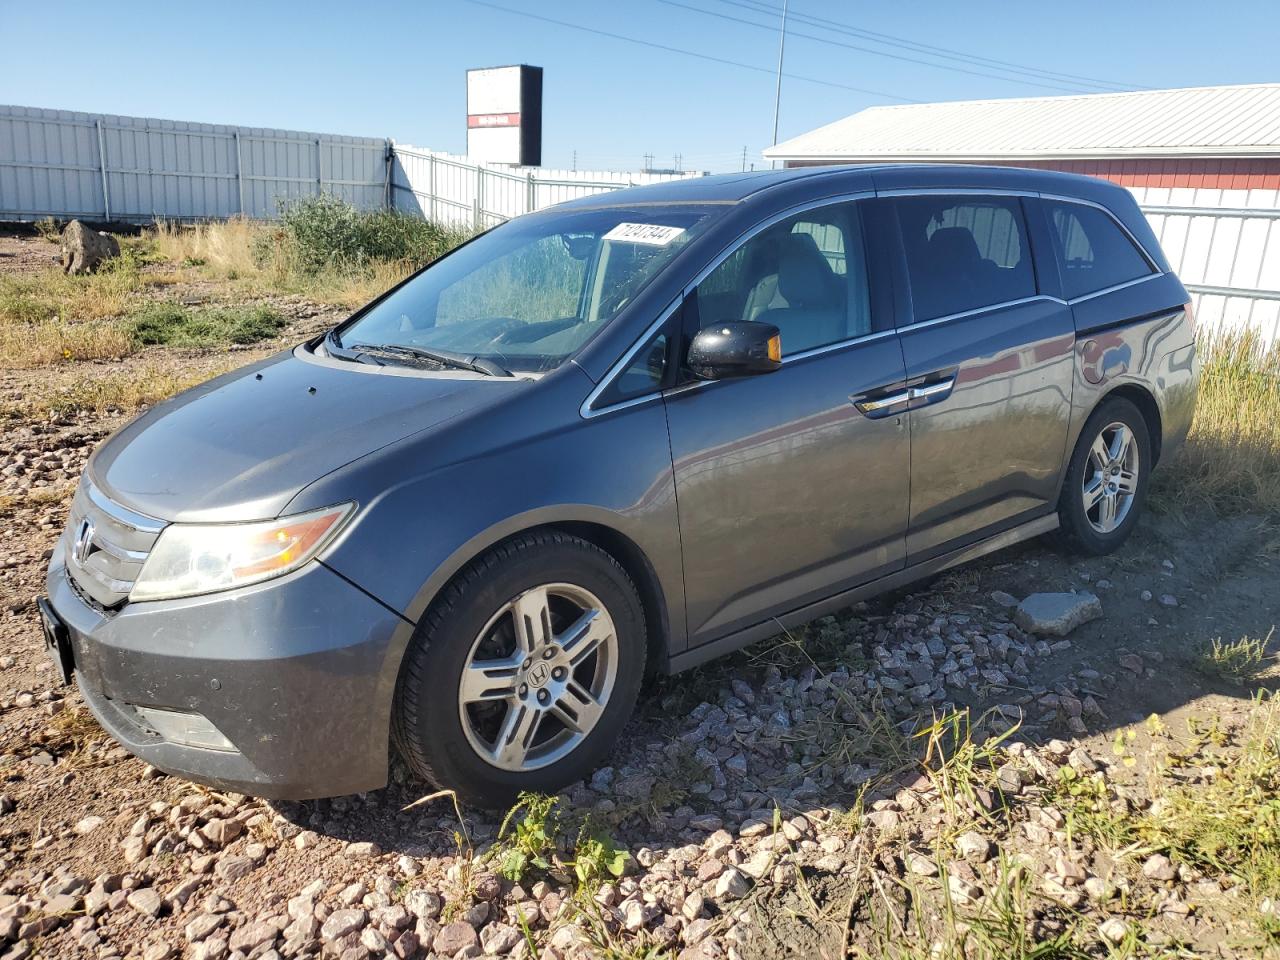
9,361 -> 240,419
150,217 -> 262,278
0,318 -> 135,368
1156,331 -> 1280,518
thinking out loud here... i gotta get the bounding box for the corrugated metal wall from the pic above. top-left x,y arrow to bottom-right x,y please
390,145 -> 699,227
0,106 -> 699,229
0,105 -> 388,222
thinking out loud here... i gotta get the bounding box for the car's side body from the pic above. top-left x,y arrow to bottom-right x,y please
43,164 -> 1198,799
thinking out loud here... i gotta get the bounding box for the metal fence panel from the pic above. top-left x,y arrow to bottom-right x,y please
0,104 -> 388,223
389,145 -> 700,228
1134,184 -> 1280,347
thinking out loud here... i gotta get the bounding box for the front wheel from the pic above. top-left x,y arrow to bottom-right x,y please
392,532 -> 646,808
1057,397 -> 1151,555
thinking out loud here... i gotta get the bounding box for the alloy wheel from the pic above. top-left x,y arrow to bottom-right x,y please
458,583 -> 618,771
1082,420 -> 1140,535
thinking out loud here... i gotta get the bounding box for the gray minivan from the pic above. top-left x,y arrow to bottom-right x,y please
40,165 -> 1199,807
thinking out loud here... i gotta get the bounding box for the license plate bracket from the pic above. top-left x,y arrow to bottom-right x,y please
37,597 -> 74,686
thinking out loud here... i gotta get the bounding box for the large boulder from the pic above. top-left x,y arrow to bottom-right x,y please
60,220 -> 120,275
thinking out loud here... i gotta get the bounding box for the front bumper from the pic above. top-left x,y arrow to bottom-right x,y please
44,541 -> 408,799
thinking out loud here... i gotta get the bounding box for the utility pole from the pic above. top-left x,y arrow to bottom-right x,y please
674,153 -> 682,172
741,146 -> 748,172
643,153 -> 654,172
770,0 -> 789,170
572,150 -> 577,172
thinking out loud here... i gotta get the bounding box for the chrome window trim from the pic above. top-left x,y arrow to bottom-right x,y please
1066,271 -> 1162,305
581,185 -> 1169,419
897,295 -> 1065,334
581,189 -> 876,420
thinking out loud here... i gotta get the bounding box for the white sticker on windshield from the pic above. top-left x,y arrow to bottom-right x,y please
602,222 -> 686,246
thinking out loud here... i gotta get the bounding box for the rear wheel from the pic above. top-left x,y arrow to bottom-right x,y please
392,532 -> 645,808
1057,397 -> 1151,555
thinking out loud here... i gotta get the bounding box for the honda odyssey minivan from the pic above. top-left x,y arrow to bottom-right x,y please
40,165 -> 1199,807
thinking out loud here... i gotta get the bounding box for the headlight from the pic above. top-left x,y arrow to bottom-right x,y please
129,503 -> 354,602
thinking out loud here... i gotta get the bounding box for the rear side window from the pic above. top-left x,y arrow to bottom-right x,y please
894,196 -> 1036,322
1044,199 -> 1155,299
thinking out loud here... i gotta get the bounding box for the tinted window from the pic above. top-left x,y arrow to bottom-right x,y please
693,202 -> 871,356
895,196 -> 1036,322
1045,200 -> 1154,299
597,331 -> 669,406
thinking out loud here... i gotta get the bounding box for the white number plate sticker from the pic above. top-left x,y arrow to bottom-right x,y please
603,223 -> 686,246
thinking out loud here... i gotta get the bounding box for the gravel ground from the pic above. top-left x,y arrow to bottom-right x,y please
2,231 -> 1280,959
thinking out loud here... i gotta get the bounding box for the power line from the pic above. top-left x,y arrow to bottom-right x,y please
713,0 -> 1149,92
460,0 -> 919,102
658,0 -> 1138,94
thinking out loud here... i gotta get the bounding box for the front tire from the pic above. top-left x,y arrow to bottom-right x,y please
392,532 -> 646,809
1057,397 -> 1151,556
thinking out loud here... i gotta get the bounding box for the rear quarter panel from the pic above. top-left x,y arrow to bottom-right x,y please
1066,273 -> 1198,471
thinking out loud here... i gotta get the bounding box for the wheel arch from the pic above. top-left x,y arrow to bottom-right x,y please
398,512 -> 675,679
1101,382 -> 1164,465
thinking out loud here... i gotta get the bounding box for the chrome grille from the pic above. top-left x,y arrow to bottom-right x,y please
63,481 -> 164,608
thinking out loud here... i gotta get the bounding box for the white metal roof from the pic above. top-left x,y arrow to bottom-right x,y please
764,83 -> 1280,163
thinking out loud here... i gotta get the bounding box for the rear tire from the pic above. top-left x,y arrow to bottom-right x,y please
1057,397 -> 1151,556
392,532 -> 646,809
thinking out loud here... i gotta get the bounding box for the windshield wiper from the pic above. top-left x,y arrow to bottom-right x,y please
332,335 -> 512,377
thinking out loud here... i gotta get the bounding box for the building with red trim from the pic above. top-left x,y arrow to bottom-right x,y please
764,84 -> 1280,344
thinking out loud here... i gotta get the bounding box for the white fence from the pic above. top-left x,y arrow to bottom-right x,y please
390,145 -> 699,228
0,105 -> 389,222
0,104 -> 696,228
1132,186 -> 1280,347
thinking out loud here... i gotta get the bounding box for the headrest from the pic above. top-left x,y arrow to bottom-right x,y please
776,233 -> 836,307
927,226 -> 983,268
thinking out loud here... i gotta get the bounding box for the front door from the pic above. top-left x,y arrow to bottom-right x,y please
887,194 -> 1075,560
664,199 -> 911,645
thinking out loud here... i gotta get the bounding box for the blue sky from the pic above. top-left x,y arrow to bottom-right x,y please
4,0 -> 1276,173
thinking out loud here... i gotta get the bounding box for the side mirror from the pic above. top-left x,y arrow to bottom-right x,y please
686,322 -> 782,380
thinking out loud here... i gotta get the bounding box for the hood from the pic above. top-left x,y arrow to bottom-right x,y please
90,347 -> 519,522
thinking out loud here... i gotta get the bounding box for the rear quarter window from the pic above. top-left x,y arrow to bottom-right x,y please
1044,199 -> 1155,299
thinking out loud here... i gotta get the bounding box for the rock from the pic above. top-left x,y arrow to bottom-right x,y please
480,923 -> 521,954
681,892 -> 705,921
200,818 -> 244,847
1159,594 -> 1178,607
74,815 -> 105,835
955,832 -> 994,862
343,840 -> 381,858
1098,918 -> 1129,944
989,590 -> 1019,608
228,920 -> 278,953
141,943 -> 174,960
1142,854 -> 1177,882
1119,654 -> 1144,674
403,888 -> 442,920
320,908 -> 367,940
1013,592 -> 1101,637
214,855 -> 255,882
947,874 -> 983,903
127,888 -> 163,918
60,221 -> 120,275
185,914 -> 225,942
907,853 -> 939,877
431,921 -> 479,956
714,868 -> 750,900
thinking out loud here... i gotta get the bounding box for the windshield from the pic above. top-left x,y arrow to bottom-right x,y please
331,205 -> 722,374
